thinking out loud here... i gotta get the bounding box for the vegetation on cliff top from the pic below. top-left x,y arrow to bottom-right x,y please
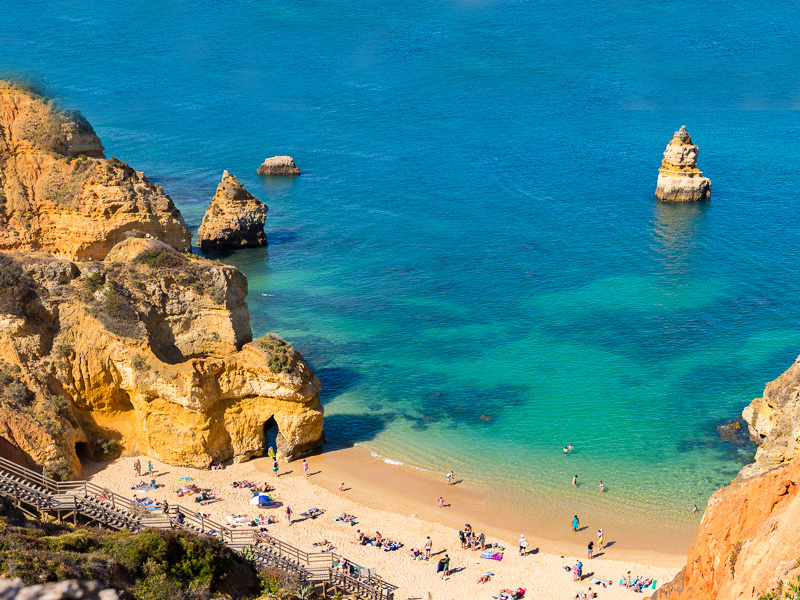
257,334 -> 298,374
0,503 -> 324,600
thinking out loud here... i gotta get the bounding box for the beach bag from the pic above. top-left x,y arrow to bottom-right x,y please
436,559 -> 445,573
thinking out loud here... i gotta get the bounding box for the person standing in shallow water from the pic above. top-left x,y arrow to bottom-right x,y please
446,471 -> 454,485
599,480 -> 604,492
572,515 -> 580,532
573,474 -> 578,487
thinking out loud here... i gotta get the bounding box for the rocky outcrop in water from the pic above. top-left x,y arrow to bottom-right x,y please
0,84 -> 323,478
196,171 -> 267,251
0,82 -> 192,260
257,155 -> 301,175
655,126 -> 711,202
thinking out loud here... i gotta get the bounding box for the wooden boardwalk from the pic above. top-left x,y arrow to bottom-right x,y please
0,456 -> 396,600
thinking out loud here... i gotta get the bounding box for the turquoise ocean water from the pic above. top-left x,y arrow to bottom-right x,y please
4,0 -> 800,523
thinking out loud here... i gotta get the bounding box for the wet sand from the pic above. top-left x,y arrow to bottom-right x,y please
83,446 -> 690,599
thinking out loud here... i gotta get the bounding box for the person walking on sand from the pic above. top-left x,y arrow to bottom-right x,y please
519,535 -> 529,555
438,496 -> 445,508
587,540 -> 594,559
597,528 -> 604,550
272,459 -> 279,477
302,459 -> 309,477
134,459 -> 141,477
599,480 -> 604,492
573,474 -> 578,487
441,554 -> 450,579
425,536 -> 432,559
446,471 -> 454,485
285,506 -> 292,525
572,515 -> 580,532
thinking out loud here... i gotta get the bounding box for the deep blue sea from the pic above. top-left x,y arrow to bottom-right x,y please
5,0 -> 800,523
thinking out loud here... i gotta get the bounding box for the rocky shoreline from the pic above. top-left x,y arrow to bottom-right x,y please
0,82 -> 323,479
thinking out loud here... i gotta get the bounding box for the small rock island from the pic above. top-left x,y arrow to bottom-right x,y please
257,155 -> 301,175
196,171 -> 268,251
655,125 -> 711,202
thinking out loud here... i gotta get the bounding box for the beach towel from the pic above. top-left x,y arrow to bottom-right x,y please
491,552 -> 504,561
480,550 -> 493,559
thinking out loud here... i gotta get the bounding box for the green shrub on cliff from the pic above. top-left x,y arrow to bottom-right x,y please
257,334 -> 297,374
0,517 -> 262,599
134,250 -> 185,269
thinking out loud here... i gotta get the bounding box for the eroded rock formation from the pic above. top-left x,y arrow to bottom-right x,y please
649,357 -> 800,600
742,355 -> 800,476
0,81 -> 191,259
655,126 -> 711,202
0,84 -> 323,479
256,155 -> 301,175
0,245 -> 322,478
196,171 -> 267,251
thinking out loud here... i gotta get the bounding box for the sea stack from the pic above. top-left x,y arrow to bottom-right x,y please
655,126 -> 711,202
257,155 -> 301,175
197,170 -> 268,251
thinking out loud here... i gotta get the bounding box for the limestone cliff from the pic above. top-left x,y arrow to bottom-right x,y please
742,355 -> 800,476
196,171 -> 267,252
0,82 -> 191,259
649,358 -> 800,600
655,126 -> 711,202
0,241 -> 323,478
256,155 -> 301,175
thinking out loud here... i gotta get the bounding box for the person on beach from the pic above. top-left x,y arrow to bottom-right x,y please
147,461 -> 153,475
597,528 -> 604,550
134,459 -> 141,476
599,480 -> 604,492
587,540 -> 594,559
339,482 -> 344,492
437,496 -> 444,508
519,535 -> 529,555
162,499 -> 169,515
572,515 -> 580,532
302,459 -> 309,477
425,536 -> 432,558
272,459 -> 279,476
693,504 -> 698,514
446,471 -> 454,485
441,554 -> 450,579
285,506 -> 292,525
478,531 -> 486,550
573,474 -> 578,487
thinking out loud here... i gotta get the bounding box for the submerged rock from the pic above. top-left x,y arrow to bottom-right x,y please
655,126 -> 711,202
257,155 -> 301,175
197,171 -> 268,252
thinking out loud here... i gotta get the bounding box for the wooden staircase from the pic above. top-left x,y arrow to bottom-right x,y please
0,456 -> 397,600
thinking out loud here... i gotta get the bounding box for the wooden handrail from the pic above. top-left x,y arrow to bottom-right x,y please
0,455 -> 395,599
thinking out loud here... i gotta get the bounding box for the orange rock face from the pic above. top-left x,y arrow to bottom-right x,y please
0,82 -> 191,260
649,459 -> 800,600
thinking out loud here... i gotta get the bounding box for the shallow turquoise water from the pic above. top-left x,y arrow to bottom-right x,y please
5,0 -> 800,521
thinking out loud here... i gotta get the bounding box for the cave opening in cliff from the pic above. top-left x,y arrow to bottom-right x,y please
263,416 -> 279,455
74,442 -> 90,462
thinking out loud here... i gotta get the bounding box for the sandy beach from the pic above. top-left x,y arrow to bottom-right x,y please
83,447 -> 686,600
